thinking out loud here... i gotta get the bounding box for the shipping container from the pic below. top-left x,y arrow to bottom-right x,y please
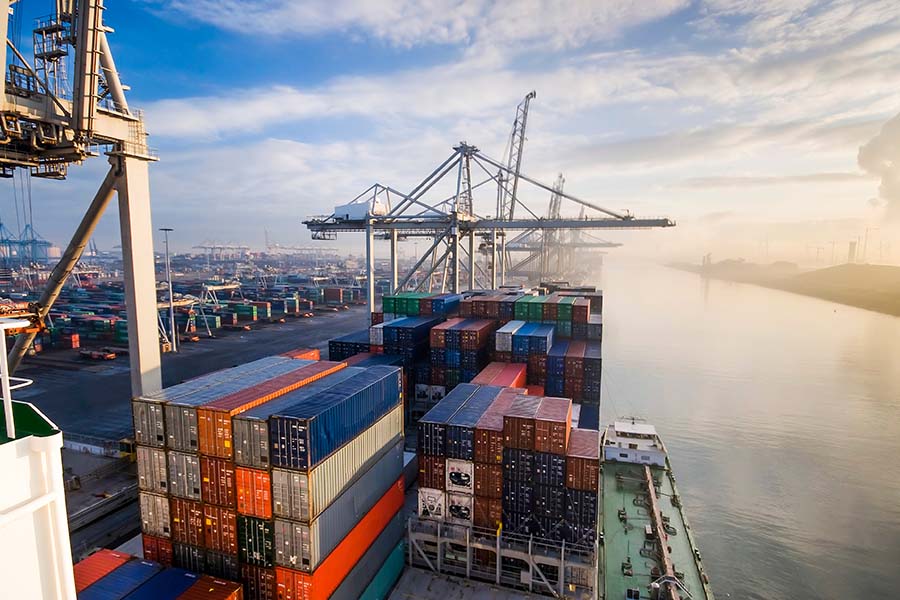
238,515 -> 275,567
418,487 -> 445,520
168,451 -> 202,500
233,368 -> 363,468
236,467 -> 272,519
142,534 -> 173,565
533,483 -> 566,519
502,447 -> 534,482
268,366 -> 402,470
74,549 -> 132,592
171,498 -> 205,546
241,564 -> 277,600
177,575 -> 244,600
418,454 -> 445,490
473,388 -> 521,464
205,551 -> 240,581
197,361 -> 346,458
331,514 -> 404,600
473,462 -> 502,499
492,363 -> 528,388
473,496 -> 503,529
79,559 -> 163,600
502,479 -> 533,514
281,348 -> 320,360
444,458 -> 474,494
273,441 -> 402,572
470,361 -> 504,385
494,320 -> 525,352
140,492 -> 171,538
534,451 -> 566,488
272,404 -> 402,522
503,395 -> 541,450
417,383 -> 478,456
121,567 -> 200,600
446,492 -> 474,525
137,446 -> 168,494
172,543 -> 206,572
201,456 -> 236,508
203,504 -> 238,555
445,385 -> 503,461
566,488 -> 599,528
535,396 -> 572,455
273,477 -> 404,600
565,428 -> 600,491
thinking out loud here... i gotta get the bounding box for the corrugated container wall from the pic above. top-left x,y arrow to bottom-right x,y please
330,513 -> 404,600
79,559 -> 162,600
74,549 -> 132,592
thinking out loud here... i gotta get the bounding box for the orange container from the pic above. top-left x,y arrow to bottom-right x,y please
201,456 -> 236,508
204,504 -> 239,555
178,575 -> 244,600
142,533 -> 173,565
236,466 -> 272,519
470,362 -> 504,385
74,549 -> 132,592
198,361 -> 345,457
281,348 -> 320,360
274,477 -> 404,600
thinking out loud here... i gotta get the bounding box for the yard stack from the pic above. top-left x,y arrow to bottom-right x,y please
133,354 -> 407,600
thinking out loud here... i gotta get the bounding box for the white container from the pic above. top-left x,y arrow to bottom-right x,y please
334,199 -> 387,221
139,491 -> 171,538
446,492 -> 474,525
495,320 -> 526,352
445,458 -> 475,494
418,487 -> 445,521
136,446 -> 168,494
369,323 -> 386,346
0,401 -> 76,600
167,450 -> 202,500
271,404 -> 402,522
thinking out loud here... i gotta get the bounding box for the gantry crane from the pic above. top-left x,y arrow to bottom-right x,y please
3,0 -> 162,398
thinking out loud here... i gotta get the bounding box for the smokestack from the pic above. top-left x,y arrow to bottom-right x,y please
858,112 -> 900,219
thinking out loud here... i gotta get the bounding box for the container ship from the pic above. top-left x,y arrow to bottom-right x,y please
5,286 -> 713,599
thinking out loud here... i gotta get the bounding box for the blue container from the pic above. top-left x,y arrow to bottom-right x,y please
533,483 -> 566,519
431,293 -> 462,316
566,488 -> 599,528
577,404 -> 600,430
534,451 -> 566,487
502,447 -> 534,482
430,348 -> 445,367
445,350 -> 461,369
445,385 -> 502,460
545,376 -> 564,397
512,323 -> 538,355
530,324 -> 555,355
502,479 -> 533,514
121,568 -> 199,600
80,559 -> 163,600
268,365 -> 402,470
350,354 -> 405,368
547,341 -> 569,377
417,383 -> 478,455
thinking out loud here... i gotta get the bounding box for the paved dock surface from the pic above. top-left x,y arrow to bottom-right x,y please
17,307 -> 368,440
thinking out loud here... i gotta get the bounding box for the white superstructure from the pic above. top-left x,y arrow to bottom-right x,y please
602,420 -> 667,467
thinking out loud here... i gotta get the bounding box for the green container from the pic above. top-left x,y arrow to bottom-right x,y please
382,295 -> 396,314
557,297 -> 575,321
528,296 -> 546,322
514,296 -> 533,321
360,541 -> 404,600
556,319 -> 572,338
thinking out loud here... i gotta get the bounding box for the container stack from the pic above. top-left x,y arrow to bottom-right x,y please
429,318 -> 497,390
133,356 -> 408,600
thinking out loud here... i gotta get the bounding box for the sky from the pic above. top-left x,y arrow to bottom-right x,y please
8,0 -> 900,263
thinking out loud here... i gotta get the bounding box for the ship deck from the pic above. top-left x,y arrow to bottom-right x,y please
601,461 -> 713,600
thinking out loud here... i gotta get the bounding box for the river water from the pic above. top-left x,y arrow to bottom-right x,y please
597,257 -> 900,599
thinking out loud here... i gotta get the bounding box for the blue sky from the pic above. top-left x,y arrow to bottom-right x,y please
10,0 -> 900,262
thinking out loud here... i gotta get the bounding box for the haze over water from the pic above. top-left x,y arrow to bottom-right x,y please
597,256 -> 900,599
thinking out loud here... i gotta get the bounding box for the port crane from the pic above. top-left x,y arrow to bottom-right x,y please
304,106 -> 675,314
2,0 -> 161,398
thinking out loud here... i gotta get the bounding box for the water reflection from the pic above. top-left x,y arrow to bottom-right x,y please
597,257 -> 900,599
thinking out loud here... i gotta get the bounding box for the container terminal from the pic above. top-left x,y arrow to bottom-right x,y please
0,2 -> 714,600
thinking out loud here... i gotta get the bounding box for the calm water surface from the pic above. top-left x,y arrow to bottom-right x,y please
597,257 -> 900,599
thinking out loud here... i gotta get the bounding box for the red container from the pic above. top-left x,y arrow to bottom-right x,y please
542,296 -> 560,321
471,362 -> 504,385
459,298 -> 473,318
204,504 -> 239,555
494,351 -> 512,364
142,533 -> 173,565
528,354 -> 547,385
473,388 -> 522,464
343,352 -> 374,366
572,298 -> 590,323
370,312 -> 384,326
370,344 -> 384,354
197,361 -> 346,457
171,498 -> 205,546
430,318 -> 464,349
418,454 -> 446,490
201,456 -> 236,508
274,477 -> 404,600
178,575 -> 244,600
323,287 -> 344,303
241,565 -> 277,600
473,496 -> 503,529
566,428 -> 600,491
74,549 -> 131,592
281,348 -> 320,360
460,320 -> 496,351
494,363 -> 527,388
535,397 -> 572,455
503,395 -> 542,450
473,463 -> 502,498
484,296 -> 501,319
236,467 -> 272,519
431,367 -> 445,386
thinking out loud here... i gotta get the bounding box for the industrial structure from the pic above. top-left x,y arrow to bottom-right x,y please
304,93 -> 674,315
1,0 -> 162,402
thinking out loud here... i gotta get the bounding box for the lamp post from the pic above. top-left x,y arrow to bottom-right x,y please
160,228 -> 176,353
